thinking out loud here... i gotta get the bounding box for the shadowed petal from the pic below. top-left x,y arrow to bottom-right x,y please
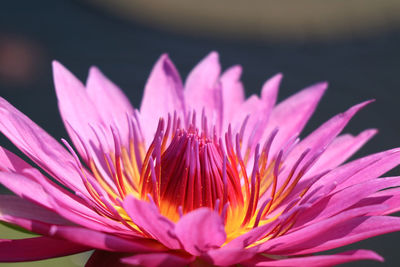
175,208 -> 226,256
123,196 -> 180,249
204,247 -> 257,266
243,249 -> 383,267
0,237 -> 89,262
121,252 -> 195,267
85,250 -> 129,267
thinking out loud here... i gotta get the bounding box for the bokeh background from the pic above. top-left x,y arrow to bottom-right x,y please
1,0 -> 400,266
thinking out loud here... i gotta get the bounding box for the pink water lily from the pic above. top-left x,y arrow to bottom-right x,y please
1,52 -> 400,267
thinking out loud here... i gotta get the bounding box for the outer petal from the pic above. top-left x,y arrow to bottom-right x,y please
123,196 -> 180,249
0,98 -> 87,194
308,129 -> 377,173
0,237 -> 89,262
121,252 -> 195,267
86,66 -> 135,147
244,250 -> 383,267
257,206 -> 400,255
204,247 -> 257,266
140,54 -> 185,141
175,208 -> 226,256
53,61 -> 110,159
0,194 -> 71,226
295,177 -> 400,227
264,82 -> 327,158
184,52 -> 223,130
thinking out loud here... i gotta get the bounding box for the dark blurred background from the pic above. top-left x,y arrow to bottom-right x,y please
0,0 -> 400,266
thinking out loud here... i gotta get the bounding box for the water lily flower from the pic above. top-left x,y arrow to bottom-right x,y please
1,52 -> 400,267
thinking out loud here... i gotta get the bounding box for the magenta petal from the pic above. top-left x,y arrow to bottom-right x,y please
0,195 -> 71,226
309,129 -> 377,173
258,206 -> 400,255
264,82 -> 327,157
175,208 -> 226,256
295,177 -> 400,227
0,98 -> 88,194
49,225 -> 164,253
140,54 -> 185,141
86,66 -> 134,147
204,247 -> 257,266
123,196 -> 180,249
0,237 -> 89,262
121,252 -> 195,267
244,249 -> 383,267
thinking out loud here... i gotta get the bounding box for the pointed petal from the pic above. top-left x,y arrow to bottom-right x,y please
86,66 -> 134,147
184,52 -> 223,129
220,65 -> 245,123
260,73 -> 282,114
295,177 -> 400,227
123,196 -> 180,249
285,100 -> 372,175
308,129 -> 377,173
175,208 -> 226,256
53,61 -> 109,159
257,206 -> 400,255
121,252 -> 195,267
0,97 -> 87,193
140,54 -> 185,141
264,82 -> 327,157
0,237 -> 89,262
244,249 -> 383,267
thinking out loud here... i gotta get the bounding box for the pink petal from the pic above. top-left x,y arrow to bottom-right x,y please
184,52 -> 223,130
204,247 -> 257,266
0,194 -> 71,226
295,177 -> 400,227
257,206 -> 400,255
121,252 -> 195,267
220,65 -> 245,123
123,196 -> 180,249
53,61 -> 109,159
285,101 -> 372,171
0,237 -> 89,262
260,73 -> 282,115
49,225 -> 164,253
86,66 -> 135,147
0,171 -> 52,210
175,208 -> 226,256
308,129 -> 377,173
264,82 -> 327,158
301,148 -> 400,202
244,249 -> 383,267
140,54 -> 185,141
0,98 -> 88,194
